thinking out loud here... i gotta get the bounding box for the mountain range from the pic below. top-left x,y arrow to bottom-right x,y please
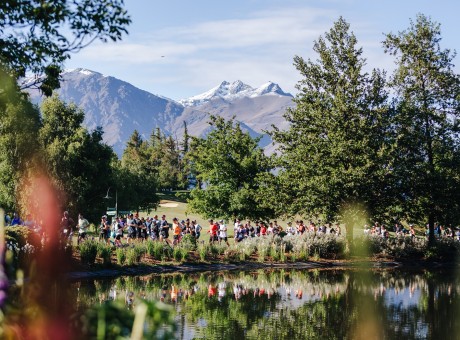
27,68 -> 295,156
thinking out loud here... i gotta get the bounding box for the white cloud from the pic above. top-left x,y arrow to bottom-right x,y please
68,3 -> 409,100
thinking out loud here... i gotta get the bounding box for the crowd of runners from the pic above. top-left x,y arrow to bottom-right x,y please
7,210 -> 460,246
71,213 -> 344,247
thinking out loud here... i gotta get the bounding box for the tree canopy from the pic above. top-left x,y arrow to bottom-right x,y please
270,17 -> 391,227
187,115 -> 275,221
39,95 -> 114,220
0,0 -> 131,95
383,14 -> 460,243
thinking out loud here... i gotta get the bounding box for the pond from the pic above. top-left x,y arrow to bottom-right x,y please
72,267 -> 460,339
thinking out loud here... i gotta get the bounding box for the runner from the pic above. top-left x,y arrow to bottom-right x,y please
77,213 -> 89,244
218,220 -> 229,246
60,211 -> 75,244
99,215 -> 110,244
114,217 -> 125,247
160,215 -> 171,245
172,217 -> 182,245
126,213 -> 136,244
208,219 -> 218,243
193,220 -> 202,239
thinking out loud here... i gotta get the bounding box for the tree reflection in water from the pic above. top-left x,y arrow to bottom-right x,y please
74,268 -> 460,339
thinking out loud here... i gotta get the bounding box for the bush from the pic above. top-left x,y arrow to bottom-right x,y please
180,247 -> 189,262
308,233 -> 346,259
126,247 -> 137,266
197,243 -> 208,262
355,234 -> 428,259
5,226 -> 41,251
79,240 -> 98,265
97,243 -> 113,266
116,247 -> 126,265
425,237 -> 460,260
173,247 -> 182,262
181,234 -> 197,251
125,244 -> 146,265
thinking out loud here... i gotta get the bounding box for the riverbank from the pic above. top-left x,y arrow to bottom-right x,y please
67,257 -> 459,280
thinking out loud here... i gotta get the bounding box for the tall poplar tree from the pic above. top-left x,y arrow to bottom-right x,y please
271,18 -> 391,228
383,14 -> 460,243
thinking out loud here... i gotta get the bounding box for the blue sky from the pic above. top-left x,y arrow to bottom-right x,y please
66,0 -> 460,101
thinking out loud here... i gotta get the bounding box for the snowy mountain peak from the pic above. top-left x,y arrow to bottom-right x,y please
62,68 -> 101,77
180,80 -> 291,107
255,81 -> 286,96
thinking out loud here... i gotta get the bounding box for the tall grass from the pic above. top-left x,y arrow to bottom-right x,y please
78,240 -> 98,265
97,242 -> 112,266
116,247 -> 126,265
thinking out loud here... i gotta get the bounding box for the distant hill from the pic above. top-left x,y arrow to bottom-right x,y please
27,69 -> 294,155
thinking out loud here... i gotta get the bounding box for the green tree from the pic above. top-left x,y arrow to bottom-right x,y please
120,130 -> 159,213
0,0 -> 131,95
187,115 -> 274,221
39,95 -> 114,220
158,135 -> 184,190
0,68 -> 41,212
270,18 -> 390,231
146,128 -> 187,191
383,14 -> 460,244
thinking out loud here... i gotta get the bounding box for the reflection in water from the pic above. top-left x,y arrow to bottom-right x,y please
74,269 -> 460,339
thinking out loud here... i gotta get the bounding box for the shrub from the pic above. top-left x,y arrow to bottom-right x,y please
425,237 -> 460,260
270,243 -> 280,262
173,247 -> 182,262
180,247 -> 189,262
5,226 -> 41,251
279,244 -> 286,263
134,243 -> 146,261
148,241 -> 165,260
254,237 -> 270,262
79,240 -> 98,265
116,247 -> 126,265
97,243 -> 113,266
126,247 -> 137,266
355,234 -> 428,259
197,243 -> 208,262
308,234 -> 346,259
181,234 -> 197,251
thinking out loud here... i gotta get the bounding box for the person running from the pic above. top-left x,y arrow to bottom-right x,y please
208,219 -> 218,243
60,211 -> 75,244
151,215 -> 160,240
77,213 -> 89,244
114,217 -> 125,247
145,217 -> 152,237
133,213 -> 143,242
126,213 -> 137,244
99,215 -> 110,244
286,222 -> 296,235
409,224 -> 416,241
260,222 -> 267,236
193,220 -> 202,239
160,215 -> 171,245
173,218 -> 182,245
218,220 -> 229,246
247,221 -> 255,238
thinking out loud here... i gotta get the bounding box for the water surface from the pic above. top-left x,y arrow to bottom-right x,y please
74,268 -> 460,339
